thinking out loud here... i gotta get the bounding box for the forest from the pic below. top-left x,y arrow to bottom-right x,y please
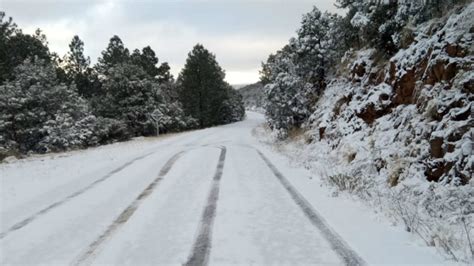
0,15 -> 244,158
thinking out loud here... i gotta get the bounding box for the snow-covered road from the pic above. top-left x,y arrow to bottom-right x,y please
1,112 -> 444,265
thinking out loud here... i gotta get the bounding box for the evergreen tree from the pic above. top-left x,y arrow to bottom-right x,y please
0,12 -> 18,83
261,46 -> 310,139
219,85 -> 245,124
260,54 -> 276,85
131,47 -> 158,77
63,35 -> 99,98
0,13 -> 50,83
329,11 -> 359,57
95,62 -> 163,136
157,81 -> 198,131
64,35 -> 90,76
261,8 -> 339,139
157,62 -> 172,83
0,59 -> 91,154
130,46 -> 172,82
178,44 -> 228,128
96,35 -> 130,74
293,7 -> 334,86
367,2 -> 401,55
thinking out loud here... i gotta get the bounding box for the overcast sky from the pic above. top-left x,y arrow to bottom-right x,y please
2,0 -> 341,84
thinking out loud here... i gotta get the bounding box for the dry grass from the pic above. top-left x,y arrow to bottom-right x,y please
287,127 -> 305,141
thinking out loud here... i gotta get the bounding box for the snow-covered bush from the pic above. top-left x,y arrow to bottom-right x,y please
156,81 -> 200,132
0,59 -> 93,155
264,69 -> 310,139
94,62 -> 164,137
293,8 -> 337,84
154,102 -> 199,133
0,58 -> 137,158
92,116 -> 130,144
262,6 -> 364,139
219,86 -> 245,124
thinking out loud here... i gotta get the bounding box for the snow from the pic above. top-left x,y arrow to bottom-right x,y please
254,145 -> 445,265
281,73 -> 472,262
91,149 -> 220,265
0,112 -> 449,265
391,3 -> 474,77
1,133 -> 194,229
209,147 -> 341,265
350,12 -> 370,27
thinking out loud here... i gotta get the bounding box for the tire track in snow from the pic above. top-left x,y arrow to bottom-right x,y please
256,150 -> 367,266
74,151 -> 185,266
184,146 -> 227,266
0,151 -> 156,240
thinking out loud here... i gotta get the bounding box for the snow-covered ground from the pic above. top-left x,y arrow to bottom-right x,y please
1,112 -> 447,265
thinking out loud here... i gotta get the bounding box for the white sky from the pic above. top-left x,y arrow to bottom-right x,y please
2,0 -> 342,84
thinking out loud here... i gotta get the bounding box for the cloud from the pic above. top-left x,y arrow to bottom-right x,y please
3,0 -> 341,84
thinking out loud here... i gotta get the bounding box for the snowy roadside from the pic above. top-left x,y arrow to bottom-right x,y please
253,124 -> 459,265
252,3 -> 474,264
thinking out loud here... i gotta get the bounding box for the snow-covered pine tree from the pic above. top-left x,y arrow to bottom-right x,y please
95,35 -> 130,75
130,46 -> 172,82
156,81 -> 199,132
0,59 -> 93,155
293,7 -> 335,86
63,35 -> 100,98
95,62 -> 163,137
261,45 -> 310,139
157,62 -> 172,83
262,7 -> 341,139
131,46 -> 159,78
219,85 -> 245,124
64,35 -> 90,77
0,13 -> 50,83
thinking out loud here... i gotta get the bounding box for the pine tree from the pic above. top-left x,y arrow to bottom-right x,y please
219,85 -> 245,124
95,62 -> 163,136
261,7 -> 340,139
0,13 -> 50,83
63,35 -> 98,98
261,46 -> 310,139
131,46 -> 159,77
157,81 -> 198,132
157,62 -> 172,83
64,35 -> 90,76
96,35 -> 130,74
129,46 -> 172,82
178,44 -> 228,128
0,59 -> 92,154
0,12 -> 18,83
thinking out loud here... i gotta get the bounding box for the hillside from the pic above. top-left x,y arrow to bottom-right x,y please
259,1 -> 473,262
238,82 -> 265,111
